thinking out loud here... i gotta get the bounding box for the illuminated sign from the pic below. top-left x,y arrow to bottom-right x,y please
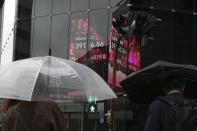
88,96 -> 97,112
69,16 -> 108,63
108,17 -> 141,88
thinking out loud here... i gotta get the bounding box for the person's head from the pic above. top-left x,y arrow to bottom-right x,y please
163,74 -> 186,95
1,99 -> 19,112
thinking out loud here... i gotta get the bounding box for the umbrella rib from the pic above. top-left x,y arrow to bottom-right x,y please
67,64 -> 89,102
29,57 -> 47,101
51,58 -> 63,99
78,76 -> 89,102
51,58 -> 89,102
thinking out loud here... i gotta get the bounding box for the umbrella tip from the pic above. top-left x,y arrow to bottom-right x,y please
49,48 -> 51,56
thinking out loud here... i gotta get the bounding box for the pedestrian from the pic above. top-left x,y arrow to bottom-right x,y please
143,74 -> 191,131
2,99 -> 67,131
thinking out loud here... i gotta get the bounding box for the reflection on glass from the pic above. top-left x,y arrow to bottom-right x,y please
133,0 -> 151,8
174,0 -> 194,12
152,0 -> 173,10
110,0 -> 122,7
174,14 -> 194,43
71,0 -> 89,12
51,14 -> 69,58
108,17 -> 141,88
69,12 -> 88,63
69,10 -> 109,63
90,0 -> 109,9
88,10 -> 108,62
34,0 -> 52,16
52,0 -> 70,14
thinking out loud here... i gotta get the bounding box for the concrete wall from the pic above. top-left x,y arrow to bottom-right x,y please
0,0 -> 17,66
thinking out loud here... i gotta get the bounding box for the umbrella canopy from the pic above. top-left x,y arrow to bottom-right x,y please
120,60 -> 197,104
0,56 -> 117,102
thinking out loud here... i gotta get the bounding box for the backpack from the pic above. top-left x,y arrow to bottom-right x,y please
157,97 -> 197,131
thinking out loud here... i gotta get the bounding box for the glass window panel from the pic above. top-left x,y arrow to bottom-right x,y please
172,44 -> 193,64
153,11 -> 173,27
174,13 -> 194,44
110,0 -> 122,7
51,14 -> 69,58
174,13 -> 193,30
69,12 -> 88,64
174,0 -> 194,12
192,44 -> 197,64
151,26 -> 172,41
151,39 -> 172,59
34,0 -> 52,16
90,0 -> 109,9
88,9 -> 108,62
52,0 -> 70,14
133,0 -> 151,8
32,16 -> 51,56
174,28 -> 194,43
152,0 -> 173,10
195,18 -> 197,44
71,0 -> 89,12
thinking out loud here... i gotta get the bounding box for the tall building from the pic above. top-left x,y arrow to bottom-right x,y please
0,0 -> 5,63
5,0 -> 197,131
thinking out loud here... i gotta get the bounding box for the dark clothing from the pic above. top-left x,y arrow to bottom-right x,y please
3,101 -> 67,131
143,93 -> 191,131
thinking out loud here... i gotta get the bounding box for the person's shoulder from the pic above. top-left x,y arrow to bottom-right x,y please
161,94 -> 191,105
152,96 -> 168,104
149,96 -> 167,108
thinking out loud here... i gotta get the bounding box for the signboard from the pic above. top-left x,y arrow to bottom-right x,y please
69,13 -> 108,63
108,17 -> 141,88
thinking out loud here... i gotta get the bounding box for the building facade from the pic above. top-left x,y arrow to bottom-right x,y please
4,0 -> 197,131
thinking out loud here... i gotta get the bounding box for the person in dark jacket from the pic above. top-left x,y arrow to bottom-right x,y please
2,99 -> 67,131
143,74 -> 191,131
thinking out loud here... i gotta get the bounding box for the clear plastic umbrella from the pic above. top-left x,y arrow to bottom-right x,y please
0,56 -> 117,102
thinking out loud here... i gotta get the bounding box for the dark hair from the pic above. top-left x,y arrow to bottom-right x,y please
163,74 -> 186,91
1,99 -> 19,112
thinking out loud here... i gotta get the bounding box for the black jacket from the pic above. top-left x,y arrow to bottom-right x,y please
143,93 -> 191,131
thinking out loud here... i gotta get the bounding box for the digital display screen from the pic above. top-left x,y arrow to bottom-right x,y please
68,12 -> 141,89
69,13 -> 108,63
69,14 -> 88,63
108,17 -> 141,88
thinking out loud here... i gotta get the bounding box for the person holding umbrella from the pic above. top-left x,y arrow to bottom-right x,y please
2,99 -> 67,131
0,56 -> 117,131
143,74 -> 191,131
